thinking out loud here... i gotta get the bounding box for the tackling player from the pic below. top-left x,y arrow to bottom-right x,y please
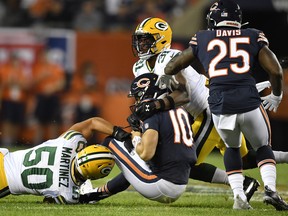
164,0 -> 288,210
0,117 -> 129,204
81,73 -> 197,204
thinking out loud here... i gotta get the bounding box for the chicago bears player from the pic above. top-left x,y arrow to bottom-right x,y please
164,0 -> 288,211
0,117 -> 130,204
81,73 -> 197,204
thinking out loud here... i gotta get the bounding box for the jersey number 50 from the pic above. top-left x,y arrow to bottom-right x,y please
21,147 -> 57,190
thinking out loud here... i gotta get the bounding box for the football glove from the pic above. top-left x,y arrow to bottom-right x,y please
156,74 -> 179,91
261,92 -> 283,112
124,138 -> 134,153
256,81 -> 271,93
134,100 -> 158,121
112,126 -> 131,141
127,113 -> 141,131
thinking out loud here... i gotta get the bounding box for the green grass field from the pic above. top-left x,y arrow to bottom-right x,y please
1,152 -> 287,216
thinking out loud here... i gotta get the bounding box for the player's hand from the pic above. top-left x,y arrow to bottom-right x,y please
134,100 -> 158,121
112,126 -> 131,141
156,74 -> 179,90
261,92 -> 283,112
256,81 -> 271,93
127,113 -> 141,132
124,139 -> 134,153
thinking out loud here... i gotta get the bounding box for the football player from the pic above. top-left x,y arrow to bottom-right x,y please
0,117 -> 130,204
130,17 -> 264,199
81,73 -> 197,204
163,0 -> 288,211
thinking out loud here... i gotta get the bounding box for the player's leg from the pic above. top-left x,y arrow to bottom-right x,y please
0,151 -> 10,198
191,109 -> 229,184
241,106 -> 288,210
107,138 -> 186,203
212,113 -> 251,209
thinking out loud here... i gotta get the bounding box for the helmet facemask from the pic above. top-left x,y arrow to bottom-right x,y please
128,73 -> 169,112
132,33 -> 158,60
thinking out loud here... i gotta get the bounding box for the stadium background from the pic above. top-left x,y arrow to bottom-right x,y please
0,0 -> 287,149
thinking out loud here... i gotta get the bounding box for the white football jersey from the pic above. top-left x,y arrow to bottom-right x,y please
2,130 -> 87,204
133,48 -> 209,118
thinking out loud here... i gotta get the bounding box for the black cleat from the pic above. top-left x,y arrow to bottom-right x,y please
243,176 -> 260,202
263,186 -> 288,211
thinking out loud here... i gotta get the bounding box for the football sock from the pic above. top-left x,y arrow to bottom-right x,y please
211,168 -> 229,185
273,151 -> 288,163
189,163 -> 229,184
104,173 -> 130,195
228,173 -> 246,200
242,150 -> 257,169
259,164 -> 276,192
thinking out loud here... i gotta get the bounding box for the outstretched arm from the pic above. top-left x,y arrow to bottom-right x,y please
68,117 -> 130,141
165,47 -> 195,75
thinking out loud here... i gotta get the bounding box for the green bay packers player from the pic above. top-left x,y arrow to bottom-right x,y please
0,117 -> 130,204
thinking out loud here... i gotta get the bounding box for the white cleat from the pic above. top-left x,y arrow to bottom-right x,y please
233,195 -> 253,210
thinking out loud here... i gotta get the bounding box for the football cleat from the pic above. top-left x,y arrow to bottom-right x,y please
233,195 -> 253,210
263,186 -> 288,211
243,176 -> 260,202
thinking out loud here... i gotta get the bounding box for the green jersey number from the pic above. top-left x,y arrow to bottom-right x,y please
21,147 -> 57,189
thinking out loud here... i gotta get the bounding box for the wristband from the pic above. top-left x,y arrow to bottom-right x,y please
166,95 -> 175,109
158,99 -> 166,111
132,136 -> 142,148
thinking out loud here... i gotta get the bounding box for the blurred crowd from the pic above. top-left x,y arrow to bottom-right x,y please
0,48 -> 105,147
0,0 -> 197,147
0,0 -> 195,32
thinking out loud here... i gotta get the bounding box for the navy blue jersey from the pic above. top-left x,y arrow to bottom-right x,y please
190,28 -> 268,114
141,107 -> 196,184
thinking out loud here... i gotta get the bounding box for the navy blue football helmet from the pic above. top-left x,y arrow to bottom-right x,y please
207,0 -> 242,30
128,73 -> 169,102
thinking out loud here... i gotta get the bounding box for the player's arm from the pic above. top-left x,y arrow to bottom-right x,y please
68,117 -> 130,141
258,45 -> 283,112
258,46 -> 283,96
131,130 -> 158,161
165,47 -> 195,75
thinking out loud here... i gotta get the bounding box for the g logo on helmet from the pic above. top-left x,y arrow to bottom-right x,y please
101,166 -> 113,176
155,22 -> 168,31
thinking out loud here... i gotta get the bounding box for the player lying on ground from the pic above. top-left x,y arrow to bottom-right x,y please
0,117 -> 130,204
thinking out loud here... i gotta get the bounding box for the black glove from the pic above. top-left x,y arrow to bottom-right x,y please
134,100 -> 159,121
112,126 -> 131,141
124,138 -> 134,153
127,113 -> 141,131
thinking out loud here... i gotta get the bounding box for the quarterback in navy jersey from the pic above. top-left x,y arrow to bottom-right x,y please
164,0 -> 288,211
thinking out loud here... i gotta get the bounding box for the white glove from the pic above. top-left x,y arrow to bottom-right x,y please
256,81 -> 271,93
261,92 -> 283,112
79,179 -> 94,195
156,74 -> 179,90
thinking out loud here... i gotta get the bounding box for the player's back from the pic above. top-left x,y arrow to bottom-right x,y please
143,107 -> 197,184
190,28 -> 266,114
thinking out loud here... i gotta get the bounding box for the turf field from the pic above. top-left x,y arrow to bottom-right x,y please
1,152 -> 287,216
